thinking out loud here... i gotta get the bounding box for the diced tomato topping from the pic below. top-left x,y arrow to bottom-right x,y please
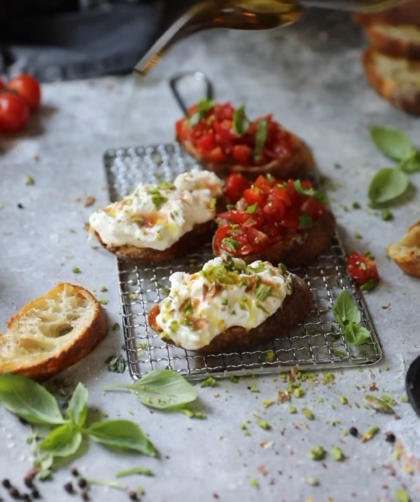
197,133 -> 216,154
207,146 -> 227,163
346,252 -> 380,286
214,172 -> 328,257
233,145 -> 253,165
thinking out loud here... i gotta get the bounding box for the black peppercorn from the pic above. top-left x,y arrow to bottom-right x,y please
17,203 -> 24,209
22,494 -> 31,502
9,487 -> 20,499
81,491 -> 89,501
64,482 -> 74,494
24,477 -> 33,489
349,426 -> 358,437
70,468 -> 79,477
129,491 -> 138,501
78,478 -> 87,489
1,480 -> 11,489
31,489 -> 40,499
385,432 -> 396,443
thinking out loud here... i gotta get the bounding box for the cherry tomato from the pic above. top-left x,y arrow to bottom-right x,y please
213,120 -> 236,141
233,145 -> 252,165
7,75 -> 41,111
243,187 -> 265,207
197,133 -> 216,154
0,92 -> 29,133
346,252 -> 379,285
214,102 -> 235,122
245,227 -> 270,253
207,147 -> 227,163
225,173 -> 250,204
271,185 -> 292,206
254,175 -> 273,194
300,197 -> 324,221
263,197 -> 286,220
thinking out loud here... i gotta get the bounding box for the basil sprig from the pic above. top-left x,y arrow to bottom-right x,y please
332,290 -> 371,346
0,374 -> 156,479
188,98 -> 215,126
104,369 -> 198,410
233,104 -> 250,136
369,127 -> 419,207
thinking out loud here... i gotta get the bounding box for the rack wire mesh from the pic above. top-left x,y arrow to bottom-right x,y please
103,143 -> 382,381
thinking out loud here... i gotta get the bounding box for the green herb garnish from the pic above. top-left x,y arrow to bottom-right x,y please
254,119 -> 268,159
233,104 -> 249,136
106,355 -> 126,373
294,180 -> 328,204
188,98 -> 215,126
201,377 -> 216,388
298,213 -> 313,230
246,203 -> 258,214
222,237 -> 239,252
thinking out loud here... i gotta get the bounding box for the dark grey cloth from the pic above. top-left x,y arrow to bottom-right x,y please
0,1 -> 166,81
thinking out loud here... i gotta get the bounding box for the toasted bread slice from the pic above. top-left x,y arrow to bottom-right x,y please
178,132 -> 314,181
353,0 -> 420,27
0,283 -> 108,381
387,221 -> 420,276
213,210 -> 335,269
363,49 -> 420,115
149,274 -> 312,355
95,220 -> 216,263
365,24 -> 420,59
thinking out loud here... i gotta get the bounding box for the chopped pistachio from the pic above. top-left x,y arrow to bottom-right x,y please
265,350 -> 276,362
262,399 -> 276,409
354,402 -> 360,409
289,405 -> 297,414
128,293 -> 138,301
395,489 -> 410,502
384,365 -> 389,371
309,445 -> 326,460
401,396 -> 409,403
293,388 -> 304,398
112,322 -> 120,331
361,425 -> 379,443
381,208 -> 393,221
364,395 -> 394,414
249,479 -> 259,489
343,430 -> 348,437
243,429 -> 251,436
201,377 -> 216,388
180,408 -> 194,418
352,201 -> 361,209
340,395 -> 348,405
256,419 -> 271,430
100,286 -> 108,292
213,392 -> 219,398
25,176 -> 35,185
250,385 -> 260,393
305,476 -> 319,486
393,449 -> 402,460
229,375 -> 239,384
331,446 -> 344,461
72,267 -> 81,273
331,404 -> 336,410
194,412 -> 207,420
404,465 -> 414,475
98,298 -> 109,305
316,397 -> 324,404
332,420 -> 340,426
323,373 -> 335,384
304,409 -> 315,420
354,231 -> 362,239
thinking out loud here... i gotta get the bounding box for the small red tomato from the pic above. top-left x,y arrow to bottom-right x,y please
232,144 -> 252,165
243,187 -> 265,207
197,133 -> 216,154
300,197 -> 325,221
0,92 -> 30,133
7,75 -> 41,111
346,252 -> 379,286
225,173 -> 250,204
0,78 -> 4,90
207,146 -> 227,163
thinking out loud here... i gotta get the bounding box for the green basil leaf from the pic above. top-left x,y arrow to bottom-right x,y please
399,150 -> 420,173
105,370 -> 198,410
222,237 -> 239,252
293,180 -> 328,204
371,126 -> 412,160
67,383 -> 88,427
332,290 -> 361,327
360,279 -> 379,292
87,420 -> 156,456
254,119 -> 268,159
233,105 -> 249,137
298,213 -> 313,230
0,374 -> 64,425
368,168 -> 409,205
39,424 -> 82,458
344,323 -> 371,346
246,203 -> 258,214
188,98 -> 215,126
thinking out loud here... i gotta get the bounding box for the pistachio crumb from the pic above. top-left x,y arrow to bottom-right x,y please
331,446 -> 344,461
309,445 -> 326,461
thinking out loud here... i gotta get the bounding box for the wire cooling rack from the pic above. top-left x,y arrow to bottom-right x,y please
103,143 -> 382,381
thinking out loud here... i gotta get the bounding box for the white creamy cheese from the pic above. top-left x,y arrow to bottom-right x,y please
156,256 -> 292,350
89,169 -> 222,251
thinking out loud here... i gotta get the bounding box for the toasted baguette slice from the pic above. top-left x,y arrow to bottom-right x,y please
149,275 -> 312,355
363,49 -> 420,115
0,283 -> 108,381
95,220 -> 216,263
387,221 -> 420,276
178,132 -> 314,181
213,211 -> 335,269
365,24 -> 420,59
353,0 -> 420,27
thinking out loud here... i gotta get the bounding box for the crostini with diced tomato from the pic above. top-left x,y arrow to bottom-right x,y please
212,173 -> 335,268
176,100 -> 314,180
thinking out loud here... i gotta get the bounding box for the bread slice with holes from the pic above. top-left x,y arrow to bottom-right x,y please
363,49 -> 420,115
365,24 -> 420,59
387,221 -> 420,276
0,283 -> 108,381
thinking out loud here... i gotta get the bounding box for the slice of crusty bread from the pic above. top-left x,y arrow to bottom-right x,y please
363,49 -> 420,115
353,0 -> 420,27
0,283 -> 108,381
365,24 -> 420,59
387,221 -> 420,276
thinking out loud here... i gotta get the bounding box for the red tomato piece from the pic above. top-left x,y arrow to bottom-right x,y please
0,92 -> 29,133
0,78 -> 4,90
254,175 -> 272,194
224,173 -> 250,204
197,133 -> 216,154
300,197 -> 325,221
346,252 -> 379,285
243,187 -> 265,207
282,210 -> 300,229
263,197 -> 286,220
245,227 -> 271,254
214,102 -> 235,122
271,185 -> 292,207
233,145 -> 252,165
7,75 -> 41,111
207,146 -> 227,163
213,120 -> 236,141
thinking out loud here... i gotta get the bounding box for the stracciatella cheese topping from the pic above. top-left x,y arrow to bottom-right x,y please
156,256 -> 293,350
89,169 -> 222,251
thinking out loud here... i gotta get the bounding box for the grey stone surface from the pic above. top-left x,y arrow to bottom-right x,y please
1,11 -> 420,502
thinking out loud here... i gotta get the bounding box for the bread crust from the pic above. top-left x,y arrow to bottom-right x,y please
213,210 -> 335,269
178,132 -> 314,180
353,0 -> 420,27
96,220 -> 216,263
0,283 -> 108,381
387,221 -> 420,277
365,24 -> 420,59
149,275 -> 312,355
363,49 -> 420,115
